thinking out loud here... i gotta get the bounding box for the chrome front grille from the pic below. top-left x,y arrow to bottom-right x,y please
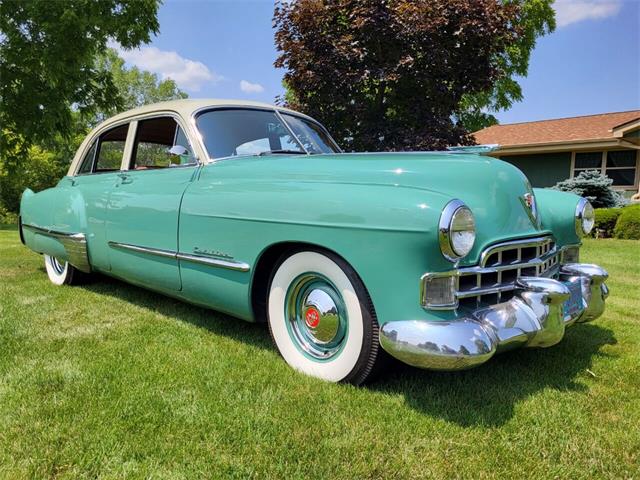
457,236 -> 561,310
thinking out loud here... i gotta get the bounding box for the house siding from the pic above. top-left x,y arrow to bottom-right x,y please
499,153 -> 572,188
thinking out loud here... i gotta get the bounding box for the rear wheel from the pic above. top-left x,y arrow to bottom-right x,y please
267,249 -> 384,385
43,255 -> 87,285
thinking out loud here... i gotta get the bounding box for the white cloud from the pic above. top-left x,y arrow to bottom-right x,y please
239,80 -> 265,94
115,45 -> 221,91
554,0 -> 622,27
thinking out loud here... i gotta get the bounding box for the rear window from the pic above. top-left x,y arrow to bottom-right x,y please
95,124 -> 129,172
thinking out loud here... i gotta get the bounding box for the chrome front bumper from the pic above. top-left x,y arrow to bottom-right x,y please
379,263 -> 609,371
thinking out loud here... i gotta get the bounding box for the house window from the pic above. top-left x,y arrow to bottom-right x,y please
605,151 -> 637,187
574,152 -> 603,176
572,150 -> 638,188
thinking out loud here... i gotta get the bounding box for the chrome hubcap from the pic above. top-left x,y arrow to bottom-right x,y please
50,257 -> 66,275
285,273 -> 348,360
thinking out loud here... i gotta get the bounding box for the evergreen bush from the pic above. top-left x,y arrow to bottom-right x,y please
553,170 -> 626,208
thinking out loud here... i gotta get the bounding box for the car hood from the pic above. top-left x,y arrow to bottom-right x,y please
210,152 -> 548,262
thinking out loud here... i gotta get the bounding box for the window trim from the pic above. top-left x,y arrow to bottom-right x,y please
570,149 -> 640,190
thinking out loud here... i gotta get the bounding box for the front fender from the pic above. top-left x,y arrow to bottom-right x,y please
534,188 -> 582,246
179,170 -> 455,323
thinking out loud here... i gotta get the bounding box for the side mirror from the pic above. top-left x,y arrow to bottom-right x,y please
167,145 -> 197,166
168,145 -> 189,156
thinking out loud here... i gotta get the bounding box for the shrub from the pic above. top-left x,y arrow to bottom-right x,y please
614,205 -> 640,240
553,170 -> 626,208
0,206 -> 18,225
593,208 -> 622,238
0,144 -> 68,213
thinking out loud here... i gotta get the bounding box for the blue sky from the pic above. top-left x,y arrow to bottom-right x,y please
117,0 -> 640,125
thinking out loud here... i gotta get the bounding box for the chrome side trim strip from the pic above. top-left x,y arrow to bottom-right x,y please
22,223 -> 91,273
176,252 -> 250,272
108,241 -> 175,259
107,241 -> 250,272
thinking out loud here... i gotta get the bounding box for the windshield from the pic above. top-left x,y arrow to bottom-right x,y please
195,108 -> 339,159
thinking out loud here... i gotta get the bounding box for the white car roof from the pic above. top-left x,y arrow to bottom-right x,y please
68,99 -> 312,175
100,98 -> 304,125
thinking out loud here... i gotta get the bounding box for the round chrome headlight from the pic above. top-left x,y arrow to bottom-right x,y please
575,198 -> 595,236
439,200 -> 476,262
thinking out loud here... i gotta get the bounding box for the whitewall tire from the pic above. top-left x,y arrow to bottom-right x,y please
267,249 -> 384,385
44,255 -> 85,285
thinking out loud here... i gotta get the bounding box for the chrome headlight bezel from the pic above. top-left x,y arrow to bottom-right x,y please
575,198 -> 595,236
439,199 -> 476,262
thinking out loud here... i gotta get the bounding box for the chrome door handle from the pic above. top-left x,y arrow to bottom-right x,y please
117,173 -> 133,184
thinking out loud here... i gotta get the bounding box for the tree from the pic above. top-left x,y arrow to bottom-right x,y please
0,0 -> 160,153
457,0 -> 555,131
0,49 -> 188,213
94,48 -> 188,122
553,170 -> 626,208
274,0 -> 528,151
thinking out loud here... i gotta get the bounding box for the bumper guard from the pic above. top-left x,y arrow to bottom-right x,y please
379,263 -> 609,370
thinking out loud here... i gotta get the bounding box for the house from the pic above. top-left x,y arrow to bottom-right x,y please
473,110 -> 640,197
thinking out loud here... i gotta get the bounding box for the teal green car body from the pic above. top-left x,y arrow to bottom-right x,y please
20,99 -> 608,374
20,151 -> 580,323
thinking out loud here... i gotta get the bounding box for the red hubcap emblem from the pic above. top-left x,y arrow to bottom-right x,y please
304,307 -> 320,328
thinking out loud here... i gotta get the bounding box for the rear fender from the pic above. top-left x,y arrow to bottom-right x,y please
20,179 -> 91,272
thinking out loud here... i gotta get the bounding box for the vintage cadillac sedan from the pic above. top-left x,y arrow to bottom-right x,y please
20,99 -> 609,384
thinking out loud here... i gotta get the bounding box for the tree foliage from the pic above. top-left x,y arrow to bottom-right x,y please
553,170 -> 627,209
274,0 -> 538,151
94,48 -> 188,122
0,47 -> 188,213
0,0 -> 160,152
457,0 -> 555,131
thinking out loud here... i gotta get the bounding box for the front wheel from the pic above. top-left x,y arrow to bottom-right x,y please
267,249 -> 385,385
43,255 -> 87,285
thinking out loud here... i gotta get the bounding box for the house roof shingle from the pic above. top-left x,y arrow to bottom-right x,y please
473,110 -> 640,147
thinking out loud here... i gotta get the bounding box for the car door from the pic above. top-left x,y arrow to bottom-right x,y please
66,122 -> 131,272
106,114 -> 200,292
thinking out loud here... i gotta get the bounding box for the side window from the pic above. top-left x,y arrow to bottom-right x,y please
131,117 -> 195,170
77,140 -> 98,174
95,124 -> 129,172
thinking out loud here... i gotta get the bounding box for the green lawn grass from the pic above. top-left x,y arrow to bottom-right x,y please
1,228 -> 638,479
